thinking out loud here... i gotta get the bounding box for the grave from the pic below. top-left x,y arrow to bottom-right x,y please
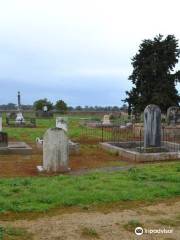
102,115 -> 111,125
56,117 -> 68,132
0,132 -> 32,155
144,104 -> 161,148
35,105 -> 53,118
167,106 -> 180,125
100,104 -> 180,162
6,92 -> 36,127
0,113 -> 32,154
15,91 -> 25,124
36,117 -> 79,154
37,128 -> 70,172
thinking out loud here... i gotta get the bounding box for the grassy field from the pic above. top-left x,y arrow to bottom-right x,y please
0,162 -> 179,213
3,115 -> 88,142
0,114 -> 180,215
3,114 -> 133,143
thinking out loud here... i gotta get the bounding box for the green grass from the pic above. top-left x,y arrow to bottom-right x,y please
0,163 -> 179,213
2,114 -> 133,142
3,115 -> 100,142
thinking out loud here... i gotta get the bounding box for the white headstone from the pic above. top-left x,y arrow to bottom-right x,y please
15,112 -> 25,124
43,106 -> 48,112
102,115 -> 111,125
56,117 -> 67,132
0,114 -> 2,131
43,128 -> 69,172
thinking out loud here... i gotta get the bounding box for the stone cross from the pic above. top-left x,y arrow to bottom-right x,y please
144,104 -> 161,148
56,117 -> 67,132
43,128 -> 69,172
0,113 -> 2,131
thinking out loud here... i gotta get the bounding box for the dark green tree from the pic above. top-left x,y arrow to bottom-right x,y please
125,34 -> 180,114
55,100 -> 68,113
33,98 -> 53,111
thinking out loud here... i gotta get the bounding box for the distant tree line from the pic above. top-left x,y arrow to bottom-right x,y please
0,100 -> 127,113
0,103 -> 33,110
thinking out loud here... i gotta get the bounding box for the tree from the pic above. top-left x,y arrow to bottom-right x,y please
75,106 -> 82,111
125,34 -> 180,114
55,100 -> 68,113
33,98 -> 53,111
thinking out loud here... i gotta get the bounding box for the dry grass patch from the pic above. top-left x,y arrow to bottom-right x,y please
81,227 -> 100,238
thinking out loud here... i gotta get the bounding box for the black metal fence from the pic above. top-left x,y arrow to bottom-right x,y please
6,117 -> 36,127
81,125 -> 137,142
81,124 -> 180,146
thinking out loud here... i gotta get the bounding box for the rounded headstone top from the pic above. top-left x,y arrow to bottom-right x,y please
167,106 -> 179,113
144,104 -> 161,114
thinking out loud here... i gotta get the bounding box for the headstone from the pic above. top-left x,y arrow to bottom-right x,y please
144,104 -> 161,148
0,113 -> 2,131
102,115 -> 111,125
43,128 -> 69,172
167,106 -> 180,125
126,122 -> 133,127
56,117 -> 68,132
0,132 -> 8,147
43,106 -> 48,112
15,112 -> 25,124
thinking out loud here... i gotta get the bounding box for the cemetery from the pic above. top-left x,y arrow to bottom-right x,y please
0,106 -> 180,239
0,11 -> 180,237
0,84 -> 180,240
0,103 -> 180,175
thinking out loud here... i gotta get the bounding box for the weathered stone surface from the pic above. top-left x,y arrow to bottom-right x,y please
43,128 -> 69,172
69,140 -> 80,154
56,117 -> 68,132
144,104 -> 161,148
15,112 -> 25,124
167,106 -> 180,125
102,115 -> 111,125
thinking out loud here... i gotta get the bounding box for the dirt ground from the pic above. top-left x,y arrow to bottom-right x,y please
0,143 -> 129,177
0,198 -> 179,240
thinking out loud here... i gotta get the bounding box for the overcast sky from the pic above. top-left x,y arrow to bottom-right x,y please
0,0 -> 180,106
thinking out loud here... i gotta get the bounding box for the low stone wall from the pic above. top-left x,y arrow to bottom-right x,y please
100,141 -> 180,162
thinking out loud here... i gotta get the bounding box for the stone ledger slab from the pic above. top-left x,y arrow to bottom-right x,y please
0,142 -> 32,155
